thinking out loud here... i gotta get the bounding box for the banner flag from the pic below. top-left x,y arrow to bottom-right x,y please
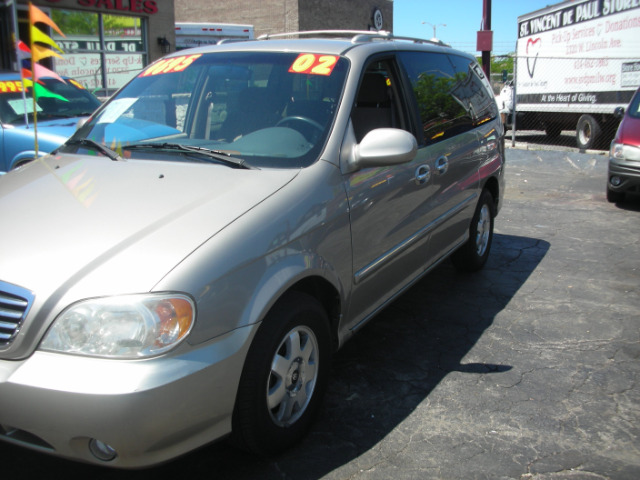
23,1 -> 69,156
31,43 -> 63,62
22,79 -> 69,102
30,25 -> 64,53
17,40 -> 31,60
32,63 -> 66,83
29,3 -> 65,37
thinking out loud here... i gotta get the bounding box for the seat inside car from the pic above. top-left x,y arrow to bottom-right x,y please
352,72 -> 394,142
217,87 -> 282,140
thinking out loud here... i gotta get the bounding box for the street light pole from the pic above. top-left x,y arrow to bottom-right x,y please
421,21 -> 446,41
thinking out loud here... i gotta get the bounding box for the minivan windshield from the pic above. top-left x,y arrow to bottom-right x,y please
66,51 -> 348,168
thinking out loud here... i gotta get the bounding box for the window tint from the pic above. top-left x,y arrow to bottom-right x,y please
398,51 -> 497,146
448,54 -> 499,128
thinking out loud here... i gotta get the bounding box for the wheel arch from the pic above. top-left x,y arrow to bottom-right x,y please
10,151 -> 38,170
264,275 -> 342,353
482,175 -> 500,214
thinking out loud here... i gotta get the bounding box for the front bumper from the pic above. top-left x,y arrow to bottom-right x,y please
608,157 -> 640,195
0,325 -> 256,468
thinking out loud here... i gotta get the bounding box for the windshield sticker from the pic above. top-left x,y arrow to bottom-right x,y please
139,54 -> 203,77
8,98 -> 41,114
0,81 -> 25,93
97,97 -> 138,124
289,54 -> 338,76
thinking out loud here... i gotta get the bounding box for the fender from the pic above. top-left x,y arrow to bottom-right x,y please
155,160 -> 352,346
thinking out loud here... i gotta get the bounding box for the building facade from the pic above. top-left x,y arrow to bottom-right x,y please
1,0 -> 175,96
174,0 -> 393,38
1,0 -> 392,96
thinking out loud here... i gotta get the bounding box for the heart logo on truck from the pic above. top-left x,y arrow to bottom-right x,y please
526,37 -> 541,78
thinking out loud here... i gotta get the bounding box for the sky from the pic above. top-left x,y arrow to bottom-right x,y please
393,0 -> 558,55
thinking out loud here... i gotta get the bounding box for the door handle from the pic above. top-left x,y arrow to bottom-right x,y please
415,164 -> 430,185
435,156 -> 448,175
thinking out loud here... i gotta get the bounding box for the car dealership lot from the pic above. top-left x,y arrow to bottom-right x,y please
3,146 -> 639,479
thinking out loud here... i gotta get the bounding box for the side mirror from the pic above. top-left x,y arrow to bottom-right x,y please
614,106 -> 625,119
343,128 -> 417,172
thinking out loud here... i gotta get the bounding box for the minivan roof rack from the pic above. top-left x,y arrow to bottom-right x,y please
257,30 -> 448,47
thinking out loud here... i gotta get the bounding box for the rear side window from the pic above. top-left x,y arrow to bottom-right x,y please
448,54 -> 499,128
398,51 -> 497,146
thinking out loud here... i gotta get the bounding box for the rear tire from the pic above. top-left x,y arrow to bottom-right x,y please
231,292 -> 331,456
576,114 -> 601,150
452,189 -> 495,272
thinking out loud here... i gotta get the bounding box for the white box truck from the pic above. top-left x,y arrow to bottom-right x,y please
513,0 -> 640,149
174,22 -> 254,50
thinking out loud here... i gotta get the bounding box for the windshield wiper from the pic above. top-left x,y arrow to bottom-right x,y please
63,138 -> 122,161
122,143 -> 254,169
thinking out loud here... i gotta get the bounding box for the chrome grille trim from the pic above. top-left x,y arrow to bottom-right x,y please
0,281 -> 34,347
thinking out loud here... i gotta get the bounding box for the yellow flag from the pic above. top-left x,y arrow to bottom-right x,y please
30,25 -> 64,53
31,43 -> 63,62
29,3 -> 65,37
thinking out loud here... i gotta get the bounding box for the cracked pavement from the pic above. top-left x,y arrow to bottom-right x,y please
3,147 -> 639,479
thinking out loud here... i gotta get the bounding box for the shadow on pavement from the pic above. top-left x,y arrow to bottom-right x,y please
1,233 -> 550,480
612,195 -> 640,211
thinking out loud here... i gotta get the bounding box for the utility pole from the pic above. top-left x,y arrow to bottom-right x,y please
477,0 -> 492,78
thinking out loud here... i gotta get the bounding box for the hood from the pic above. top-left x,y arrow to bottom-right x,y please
13,117 -> 84,143
0,154 -> 298,304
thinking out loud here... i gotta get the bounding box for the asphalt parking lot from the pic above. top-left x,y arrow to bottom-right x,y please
3,144 -> 639,479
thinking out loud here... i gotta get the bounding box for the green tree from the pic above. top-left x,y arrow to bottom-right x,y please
52,10 -> 96,35
52,10 -> 133,36
477,54 -> 515,77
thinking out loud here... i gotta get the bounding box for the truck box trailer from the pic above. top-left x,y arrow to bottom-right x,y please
175,22 -> 254,50
513,0 -> 640,149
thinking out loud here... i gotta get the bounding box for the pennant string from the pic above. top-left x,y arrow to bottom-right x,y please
22,2 -> 69,157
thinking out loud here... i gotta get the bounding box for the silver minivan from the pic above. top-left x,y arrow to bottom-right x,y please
0,31 -> 505,467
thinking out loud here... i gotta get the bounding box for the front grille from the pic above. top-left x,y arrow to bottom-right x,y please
0,281 -> 34,347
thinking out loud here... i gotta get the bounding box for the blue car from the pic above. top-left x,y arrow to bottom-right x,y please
0,72 -> 101,172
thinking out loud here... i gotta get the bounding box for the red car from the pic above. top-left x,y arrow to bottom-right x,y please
607,87 -> 640,203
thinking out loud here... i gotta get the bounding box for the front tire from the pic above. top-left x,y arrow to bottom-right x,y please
231,292 -> 331,456
452,189 -> 495,272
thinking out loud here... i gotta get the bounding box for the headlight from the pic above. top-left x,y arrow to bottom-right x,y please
610,142 -> 640,161
40,294 -> 195,358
